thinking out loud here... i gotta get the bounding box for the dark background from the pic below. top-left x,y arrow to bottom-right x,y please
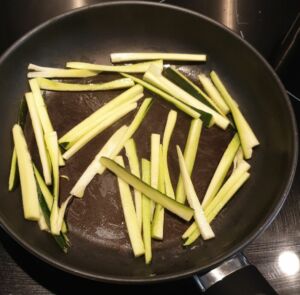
0,0 -> 299,294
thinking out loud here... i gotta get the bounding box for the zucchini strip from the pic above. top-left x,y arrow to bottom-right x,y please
98,98 -> 153,175
33,165 -> 68,233
176,119 -> 202,204
25,92 -> 52,185
124,139 -> 142,230
201,134 -> 240,208
164,67 -> 224,116
210,71 -> 259,159
111,53 -> 206,63
141,159 -> 152,264
100,157 -> 194,221
12,124 -> 40,220
143,64 -> 229,129
115,156 -> 145,257
122,73 -> 200,119
62,103 -> 137,160
177,146 -> 215,240
151,144 -> 165,240
29,79 -> 65,166
70,125 -> 128,198
66,60 -> 163,73
198,74 -> 230,114
184,172 -> 250,245
36,77 -> 134,91
38,212 -> 49,231
59,85 -> 143,144
8,148 -> 18,191
28,64 -> 97,78
233,147 -> 244,170
162,110 -> 177,199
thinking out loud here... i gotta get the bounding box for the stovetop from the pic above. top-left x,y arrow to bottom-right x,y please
0,1 -> 299,294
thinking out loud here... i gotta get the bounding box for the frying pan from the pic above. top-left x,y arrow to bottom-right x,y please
0,2 -> 297,294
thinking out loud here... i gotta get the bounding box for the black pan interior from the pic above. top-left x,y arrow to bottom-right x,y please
0,2 -> 297,282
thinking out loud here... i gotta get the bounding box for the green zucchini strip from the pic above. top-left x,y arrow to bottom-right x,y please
210,71 -> 259,159
100,157 -> 194,222
198,74 -> 230,114
70,125 -> 128,198
141,159 -> 152,264
98,98 -> 153,175
143,65 -> 229,129
66,60 -> 163,73
201,134 -> 240,208
115,156 -> 145,257
12,124 -> 40,220
25,92 -> 52,184
8,148 -> 18,191
33,165 -> 68,233
111,53 -> 206,63
44,131 -> 61,235
124,138 -> 142,230
36,77 -> 134,91
34,165 -> 69,252
184,172 -> 250,245
62,103 -> 137,160
176,119 -> 202,204
177,146 -> 215,240
122,73 -> 200,119
59,85 -> 143,144
164,67 -> 224,116
38,212 -> 49,231
28,64 -> 97,78
29,79 -> 65,166
151,144 -> 165,240
233,147 -> 244,171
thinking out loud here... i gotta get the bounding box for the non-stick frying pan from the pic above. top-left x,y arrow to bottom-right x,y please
0,2 -> 297,294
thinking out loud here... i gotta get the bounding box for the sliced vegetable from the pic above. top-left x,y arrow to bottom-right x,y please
12,124 -> 40,220
122,73 -> 200,119
70,125 -> 128,198
162,110 -> 177,199
8,148 -> 18,191
177,146 -> 215,240
66,60 -> 163,73
201,133 -> 240,208
124,138 -> 142,230
164,67 -> 223,115
233,147 -> 244,171
176,119 -> 202,203
184,172 -> 250,245
143,64 -> 229,129
59,85 -> 143,144
38,213 -> 49,231
25,92 -> 52,185
115,156 -> 145,257
141,159 -> 152,264
210,71 -> 259,159
36,77 -> 134,91
62,103 -> 137,160
111,53 -> 206,63
29,79 -> 65,166
198,74 -> 230,114
98,98 -> 153,175
151,144 -> 165,240
100,157 -> 194,221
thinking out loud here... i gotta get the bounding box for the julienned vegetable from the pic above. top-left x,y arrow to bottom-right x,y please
176,119 -> 202,204
110,52 -> 207,63
66,60 -> 163,73
59,85 -> 143,144
100,157 -> 194,221
115,156 -> 145,257
36,77 -> 134,91
122,73 -> 200,119
210,71 -> 259,159
177,146 -> 215,240
12,124 -> 40,220
70,125 -> 128,198
8,149 -> 17,191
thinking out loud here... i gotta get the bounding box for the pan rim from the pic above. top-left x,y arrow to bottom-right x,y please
0,0 -> 298,284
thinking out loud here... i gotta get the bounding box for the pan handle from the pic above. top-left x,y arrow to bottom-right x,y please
193,253 -> 278,295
